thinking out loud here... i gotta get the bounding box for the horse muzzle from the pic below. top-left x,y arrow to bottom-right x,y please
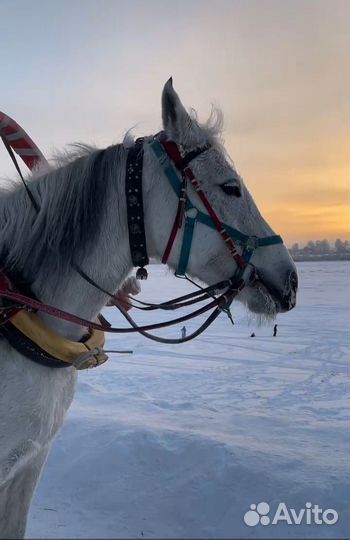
247,267 -> 298,314
264,269 -> 298,313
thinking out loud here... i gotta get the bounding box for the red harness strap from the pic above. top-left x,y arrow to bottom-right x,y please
161,140 -> 183,168
185,170 -> 246,269
161,175 -> 187,264
160,140 -> 188,264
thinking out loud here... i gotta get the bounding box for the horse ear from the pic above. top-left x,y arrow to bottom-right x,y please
161,78 -> 191,141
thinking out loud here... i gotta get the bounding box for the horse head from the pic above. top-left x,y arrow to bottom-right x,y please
146,79 -> 297,317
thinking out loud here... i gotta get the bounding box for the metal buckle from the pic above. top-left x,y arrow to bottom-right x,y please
185,208 -> 198,219
72,347 -> 108,370
245,236 -> 259,251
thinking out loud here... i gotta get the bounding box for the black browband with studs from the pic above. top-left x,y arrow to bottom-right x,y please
125,138 -> 149,279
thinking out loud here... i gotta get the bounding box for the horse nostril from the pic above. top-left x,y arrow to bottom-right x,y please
280,270 -> 298,311
289,270 -> 298,291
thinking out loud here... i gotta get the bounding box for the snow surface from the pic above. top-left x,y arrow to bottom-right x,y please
27,262 -> 349,539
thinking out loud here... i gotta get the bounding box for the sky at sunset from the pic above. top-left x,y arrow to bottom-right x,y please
0,0 -> 348,245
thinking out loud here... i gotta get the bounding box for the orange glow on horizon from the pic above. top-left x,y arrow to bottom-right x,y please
226,127 -> 349,246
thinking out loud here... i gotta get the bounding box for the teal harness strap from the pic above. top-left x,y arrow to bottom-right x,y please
258,235 -> 283,246
150,140 -> 181,196
195,212 -> 282,247
176,215 -> 197,276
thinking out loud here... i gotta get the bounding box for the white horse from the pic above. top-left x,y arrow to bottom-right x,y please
0,79 -> 297,538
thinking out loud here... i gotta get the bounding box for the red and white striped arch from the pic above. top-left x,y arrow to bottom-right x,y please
0,110 -> 48,171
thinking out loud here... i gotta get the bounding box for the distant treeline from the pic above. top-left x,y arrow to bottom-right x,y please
288,239 -> 350,261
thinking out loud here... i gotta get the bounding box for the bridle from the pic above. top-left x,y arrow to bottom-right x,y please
0,127 -> 283,349
149,133 -> 283,277
155,136 -> 246,274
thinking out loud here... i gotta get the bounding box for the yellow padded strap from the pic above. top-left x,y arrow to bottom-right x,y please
9,310 -> 105,364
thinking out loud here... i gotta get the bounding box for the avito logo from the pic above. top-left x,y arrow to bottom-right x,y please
243,502 -> 338,527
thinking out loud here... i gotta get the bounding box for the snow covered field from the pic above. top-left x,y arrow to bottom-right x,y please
27,262 -> 349,539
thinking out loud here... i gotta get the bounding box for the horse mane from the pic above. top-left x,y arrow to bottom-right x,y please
0,142 -> 126,281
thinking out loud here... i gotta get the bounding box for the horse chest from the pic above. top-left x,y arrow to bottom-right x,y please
0,342 -> 77,479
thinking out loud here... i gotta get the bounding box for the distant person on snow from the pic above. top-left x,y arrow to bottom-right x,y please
273,324 -> 278,337
250,332 -> 256,338
181,326 -> 187,339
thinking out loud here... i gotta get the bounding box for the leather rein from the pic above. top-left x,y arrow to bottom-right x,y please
0,130 -> 282,345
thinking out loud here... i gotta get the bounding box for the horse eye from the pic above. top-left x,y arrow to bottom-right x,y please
220,183 -> 241,197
